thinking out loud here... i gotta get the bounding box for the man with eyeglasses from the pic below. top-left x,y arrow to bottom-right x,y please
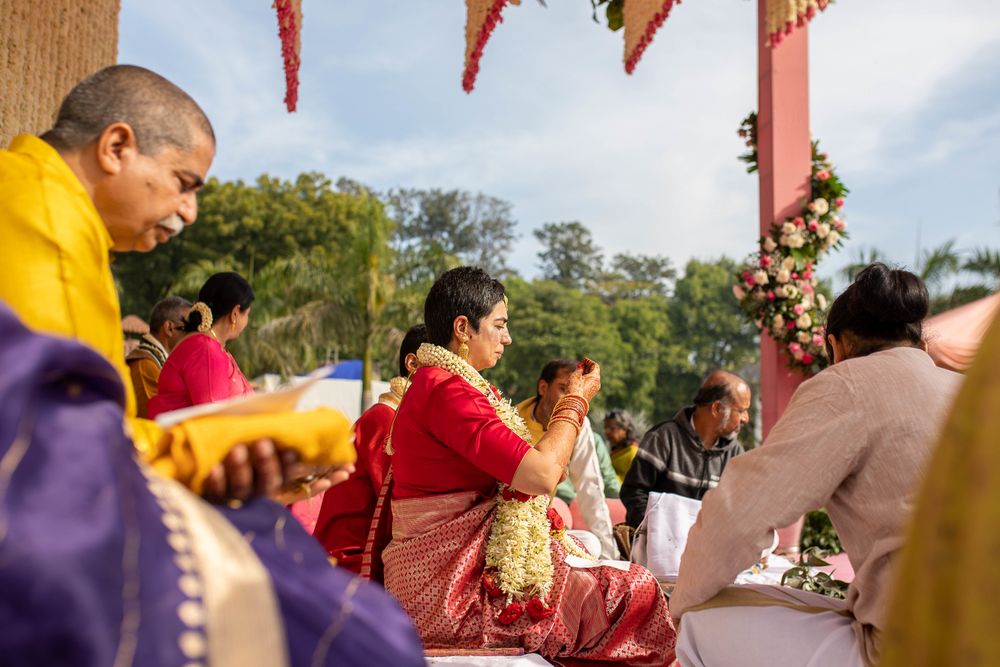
126,295 -> 191,417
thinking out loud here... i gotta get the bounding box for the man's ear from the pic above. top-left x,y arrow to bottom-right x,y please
536,378 -> 548,397
95,122 -> 140,176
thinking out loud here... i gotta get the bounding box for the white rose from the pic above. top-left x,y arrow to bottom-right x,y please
733,284 -> 747,300
781,256 -> 796,271
773,314 -> 785,329
782,222 -> 797,234
782,284 -> 799,299
753,270 -> 769,286
797,331 -> 811,344
796,313 -> 812,329
763,237 -> 777,253
817,293 -> 828,310
779,235 -> 790,247
828,230 -> 841,245
788,233 -> 806,249
817,223 -> 830,239
799,295 -> 813,310
813,198 -> 829,215
776,269 -> 791,283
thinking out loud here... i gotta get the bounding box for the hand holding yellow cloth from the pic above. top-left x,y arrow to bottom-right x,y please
148,408 -> 356,495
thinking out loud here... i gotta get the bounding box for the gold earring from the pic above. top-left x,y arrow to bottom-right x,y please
458,334 -> 470,361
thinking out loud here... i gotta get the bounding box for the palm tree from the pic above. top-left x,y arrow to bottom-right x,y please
840,247 -> 889,283
963,247 -> 1000,290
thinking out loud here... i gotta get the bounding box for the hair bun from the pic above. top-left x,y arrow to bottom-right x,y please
188,302 -> 214,333
853,263 -> 929,326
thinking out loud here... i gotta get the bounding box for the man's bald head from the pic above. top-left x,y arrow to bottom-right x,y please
41,64 -> 214,155
693,371 -> 749,406
692,370 -> 752,443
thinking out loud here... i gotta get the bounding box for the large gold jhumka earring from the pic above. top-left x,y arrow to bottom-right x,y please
458,333 -> 470,361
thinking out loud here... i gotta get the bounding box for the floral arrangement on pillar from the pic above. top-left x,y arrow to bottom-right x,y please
733,111 -> 849,375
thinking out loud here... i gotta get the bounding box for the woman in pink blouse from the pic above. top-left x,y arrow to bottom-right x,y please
148,272 -> 254,418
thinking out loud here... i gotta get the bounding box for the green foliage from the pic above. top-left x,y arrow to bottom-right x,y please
800,509 -> 843,554
534,221 -> 604,289
780,547 -> 850,600
111,171 -> 761,431
589,0 -> 623,30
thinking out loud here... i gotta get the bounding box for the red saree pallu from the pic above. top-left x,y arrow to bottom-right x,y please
382,492 -> 676,665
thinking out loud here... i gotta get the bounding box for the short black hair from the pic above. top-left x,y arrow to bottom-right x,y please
184,272 -> 254,333
826,262 -> 929,360
398,324 -> 428,377
41,64 -> 215,155
536,359 -> 577,400
424,266 -> 507,347
149,296 -> 191,333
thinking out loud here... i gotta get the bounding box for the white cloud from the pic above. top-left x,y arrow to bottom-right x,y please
119,0 -> 1000,282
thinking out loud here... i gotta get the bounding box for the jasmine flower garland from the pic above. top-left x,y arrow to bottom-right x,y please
415,343 -> 594,612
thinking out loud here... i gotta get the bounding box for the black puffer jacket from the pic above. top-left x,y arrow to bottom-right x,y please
620,407 -> 745,528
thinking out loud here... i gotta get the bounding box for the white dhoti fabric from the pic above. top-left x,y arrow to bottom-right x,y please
676,585 -> 865,667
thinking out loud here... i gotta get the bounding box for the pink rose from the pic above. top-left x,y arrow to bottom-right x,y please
801,283 -> 814,294
802,353 -> 814,364
793,216 -> 805,228
835,197 -> 845,208
793,304 -> 804,315
817,170 -> 830,181
787,321 -> 796,330
807,202 -> 816,212
789,342 -> 801,352
808,220 -> 819,232
802,270 -> 813,279
760,255 -> 773,267
743,271 -> 755,285
813,334 -> 825,347
834,219 -> 845,230
791,272 -> 799,280
767,291 -> 776,301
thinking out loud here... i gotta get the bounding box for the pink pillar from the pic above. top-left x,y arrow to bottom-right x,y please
757,1 -> 811,551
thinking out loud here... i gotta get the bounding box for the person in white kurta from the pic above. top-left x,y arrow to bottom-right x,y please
670,264 -> 962,667
517,360 -> 619,559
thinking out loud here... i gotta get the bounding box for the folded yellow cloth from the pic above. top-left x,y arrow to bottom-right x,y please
148,408 -> 356,495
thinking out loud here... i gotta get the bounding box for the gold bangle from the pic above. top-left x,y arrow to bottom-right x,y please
548,414 -> 581,434
551,407 -> 585,427
554,394 -> 589,416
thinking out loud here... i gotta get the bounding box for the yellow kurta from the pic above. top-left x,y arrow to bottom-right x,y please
128,354 -> 162,419
0,134 -> 165,450
0,135 -> 354,489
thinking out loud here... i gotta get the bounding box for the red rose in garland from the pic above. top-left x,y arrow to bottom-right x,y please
498,601 -> 524,625
482,569 -> 504,598
546,506 -> 565,532
526,596 -> 556,622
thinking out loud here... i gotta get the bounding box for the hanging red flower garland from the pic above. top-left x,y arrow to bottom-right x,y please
273,0 -> 303,112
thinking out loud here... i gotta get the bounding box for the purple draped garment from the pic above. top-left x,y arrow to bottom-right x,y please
0,303 -> 424,666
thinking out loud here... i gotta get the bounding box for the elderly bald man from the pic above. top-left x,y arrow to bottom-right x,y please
620,371 -> 751,528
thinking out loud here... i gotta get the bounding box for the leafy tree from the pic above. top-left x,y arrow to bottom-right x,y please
600,253 -> 676,301
534,221 -> 604,289
963,247 -> 1000,290
656,258 -> 759,439
604,296 -> 672,419
483,277 -> 626,415
385,188 -> 518,280
113,172 -> 357,316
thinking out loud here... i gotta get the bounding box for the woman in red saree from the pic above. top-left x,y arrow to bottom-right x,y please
148,272 -> 254,418
379,266 -> 675,665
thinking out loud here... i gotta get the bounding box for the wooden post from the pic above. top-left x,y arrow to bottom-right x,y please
757,0 -> 811,550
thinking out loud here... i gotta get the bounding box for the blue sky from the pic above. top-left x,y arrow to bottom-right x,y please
119,1 -> 1000,287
